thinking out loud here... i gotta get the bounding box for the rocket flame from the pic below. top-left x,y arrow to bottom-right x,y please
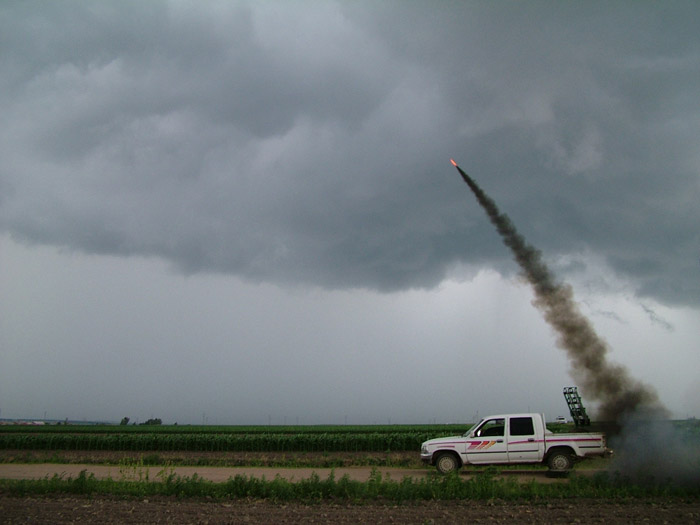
450,158 -> 458,167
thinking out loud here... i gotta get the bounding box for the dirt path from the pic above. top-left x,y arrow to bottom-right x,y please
3,465 -> 698,523
2,495 -> 700,524
0,463 -> 431,482
0,463 -> 582,484
0,449 -> 418,468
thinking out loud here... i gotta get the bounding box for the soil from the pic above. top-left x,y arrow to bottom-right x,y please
2,452 -> 697,523
2,495 -> 700,524
3,461 -> 594,488
0,450 -> 419,468
0,463 -> 434,483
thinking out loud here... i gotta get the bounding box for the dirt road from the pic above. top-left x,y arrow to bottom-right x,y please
2,495 -> 700,524
0,463 -> 430,483
0,463 -> 574,483
3,464 -> 699,523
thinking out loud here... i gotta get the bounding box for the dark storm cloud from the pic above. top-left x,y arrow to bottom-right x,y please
1,1 -> 699,304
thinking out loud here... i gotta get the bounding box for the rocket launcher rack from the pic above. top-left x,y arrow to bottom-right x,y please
563,386 -> 591,427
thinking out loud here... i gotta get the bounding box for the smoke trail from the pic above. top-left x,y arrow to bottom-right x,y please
450,160 -> 667,423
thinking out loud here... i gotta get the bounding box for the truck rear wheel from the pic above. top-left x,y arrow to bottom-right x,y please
547,451 -> 573,472
435,452 -> 460,474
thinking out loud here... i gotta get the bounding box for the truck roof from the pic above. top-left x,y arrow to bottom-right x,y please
477,413 -> 546,420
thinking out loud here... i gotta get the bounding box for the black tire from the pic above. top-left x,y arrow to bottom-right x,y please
435,452 -> 460,474
547,451 -> 574,472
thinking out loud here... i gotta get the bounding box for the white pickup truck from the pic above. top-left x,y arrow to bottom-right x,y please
421,413 -> 607,474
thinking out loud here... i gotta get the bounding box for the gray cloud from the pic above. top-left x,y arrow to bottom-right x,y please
1,1 -> 699,306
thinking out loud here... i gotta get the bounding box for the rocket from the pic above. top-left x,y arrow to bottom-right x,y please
450,158 -> 476,189
450,158 -> 468,180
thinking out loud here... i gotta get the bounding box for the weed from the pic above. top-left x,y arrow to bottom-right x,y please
141,454 -> 163,465
2,469 -> 699,501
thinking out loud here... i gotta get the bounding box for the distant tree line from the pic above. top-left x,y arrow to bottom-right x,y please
120,417 -> 162,426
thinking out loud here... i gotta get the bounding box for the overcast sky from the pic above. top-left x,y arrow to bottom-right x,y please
1,1 -> 699,425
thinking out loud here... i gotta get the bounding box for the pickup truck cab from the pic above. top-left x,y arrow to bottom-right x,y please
421,413 -> 607,473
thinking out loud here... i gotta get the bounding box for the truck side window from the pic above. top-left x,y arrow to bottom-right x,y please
510,417 -> 535,436
475,418 -> 505,437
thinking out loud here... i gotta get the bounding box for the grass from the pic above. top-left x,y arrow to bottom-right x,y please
0,450 -> 422,468
2,468 -> 698,502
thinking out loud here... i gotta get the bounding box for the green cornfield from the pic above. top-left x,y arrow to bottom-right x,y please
0,424 -> 465,453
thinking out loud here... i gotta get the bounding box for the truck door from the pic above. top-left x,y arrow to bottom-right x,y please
507,416 -> 544,462
464,417 -> 509,464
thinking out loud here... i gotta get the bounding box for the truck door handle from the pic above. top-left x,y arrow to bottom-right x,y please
528,438 -> 535,442
497,440 -> 503,443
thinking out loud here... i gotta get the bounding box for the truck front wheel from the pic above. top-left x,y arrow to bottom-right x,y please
435,452 -> 460,474
547,451 -> 573,472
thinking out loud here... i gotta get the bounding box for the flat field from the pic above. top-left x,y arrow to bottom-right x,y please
3,495 -> 700,524
2,422 -> 699,523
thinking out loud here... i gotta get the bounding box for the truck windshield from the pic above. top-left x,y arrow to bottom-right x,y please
463,421 -> 482,436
